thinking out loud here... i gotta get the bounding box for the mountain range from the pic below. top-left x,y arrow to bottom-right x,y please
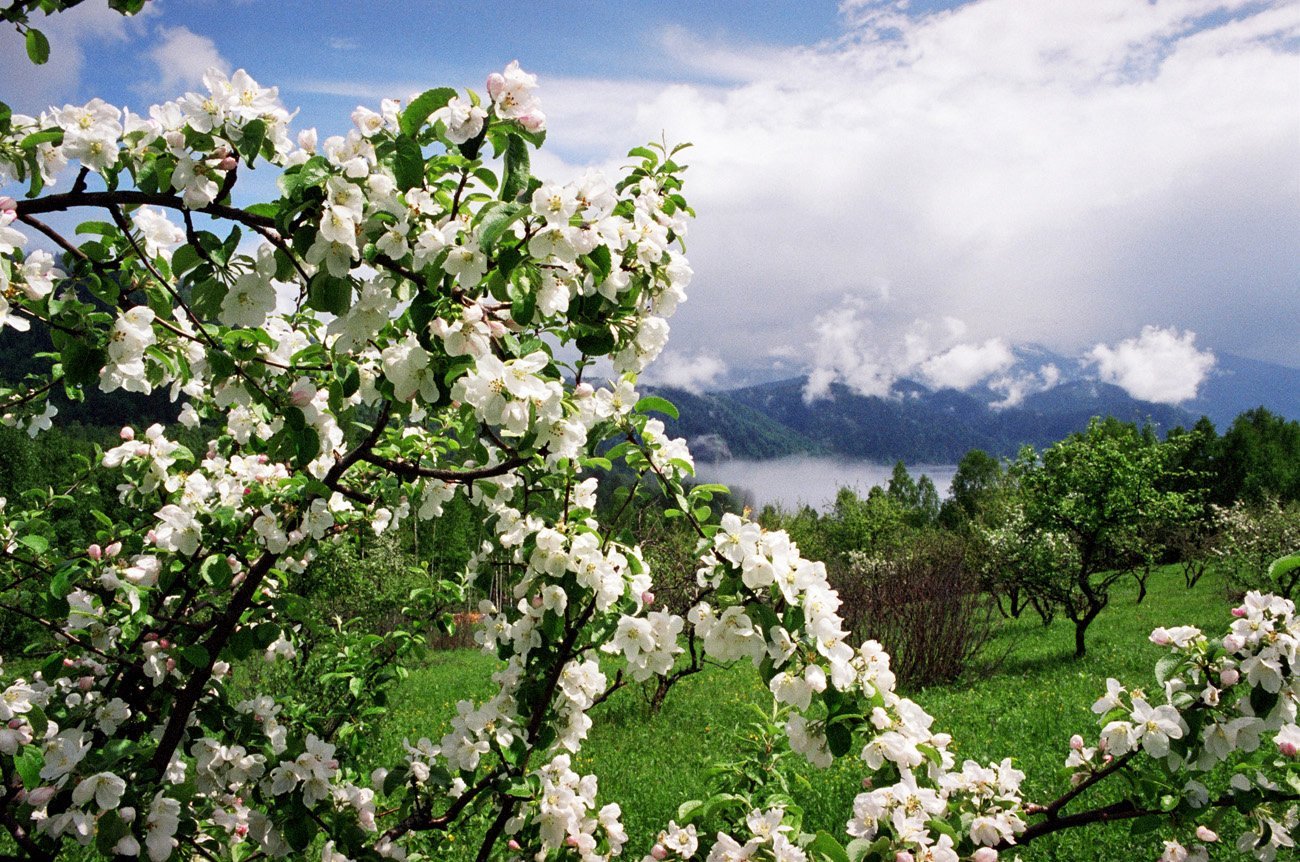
653,350 -> 1300,463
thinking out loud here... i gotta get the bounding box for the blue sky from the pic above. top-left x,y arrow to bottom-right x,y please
5,0 -> 1298,404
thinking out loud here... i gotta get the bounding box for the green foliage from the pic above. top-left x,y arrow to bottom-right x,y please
1219,407 -> 1300,505
1001,418 -> 1198,657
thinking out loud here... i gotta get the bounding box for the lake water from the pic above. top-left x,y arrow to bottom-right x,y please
695,456 -> 959,513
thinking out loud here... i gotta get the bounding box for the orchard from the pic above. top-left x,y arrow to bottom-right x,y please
0,20 -> 1297,862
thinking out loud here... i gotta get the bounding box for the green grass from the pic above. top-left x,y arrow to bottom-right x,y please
376,565 -> 1242,860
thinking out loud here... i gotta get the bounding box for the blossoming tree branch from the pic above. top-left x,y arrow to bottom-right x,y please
0,59 -> 1297,862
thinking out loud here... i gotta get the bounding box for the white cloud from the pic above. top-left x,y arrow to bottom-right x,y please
524,0 -> 1299,369
643,351 -> 728,394
919,338 -> 1014,390
141,25 -> 229,96
0,0 -> 151,111
803,299 -> 1018,401
1086,325 -> 1216,404
988,363 -> 1061,410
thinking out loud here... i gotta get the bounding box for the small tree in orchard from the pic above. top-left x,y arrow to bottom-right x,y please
0,25 -> 1298,862
1015,419 -> 1196,658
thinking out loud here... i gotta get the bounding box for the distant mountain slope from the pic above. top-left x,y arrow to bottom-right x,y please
1189,354 -> 1300,430
717,377 -> 1195,462
648,386 -> 825,461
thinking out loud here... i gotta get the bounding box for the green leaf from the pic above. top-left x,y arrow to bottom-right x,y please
19,129 -> 62,149
808,831 -> 850,862
500,133 -> 530,201
508,264 -> 538,326
14,746 -> 42,788
393,133 -> 425,191
307,272 -> 352,315
401,87 -> 457,137
1250,684 -> 1280,719
178,644 -> 210,669
635,395 -> 679,420
170,243 -> 202,276
1154,654 -> 1180,687
1130,813 -> 1163,835
825,721 -> 853,758
574,327 -> 615,356
675,799 -> 705,824
477,201 -> 525,252
239,119 -> 267,166
200,554 -> 233,590
18,534 -> 48,555
25,28 -> 50,65
95,810 -> 132,857
1268,553 -> 1300,582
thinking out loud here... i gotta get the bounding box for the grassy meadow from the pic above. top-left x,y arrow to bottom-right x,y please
369,564 -> 1240,860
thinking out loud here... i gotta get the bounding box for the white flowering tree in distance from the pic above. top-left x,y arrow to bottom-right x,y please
0,29 -> 1297,862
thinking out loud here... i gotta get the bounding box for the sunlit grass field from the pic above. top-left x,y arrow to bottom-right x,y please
373,565 -> 1239,860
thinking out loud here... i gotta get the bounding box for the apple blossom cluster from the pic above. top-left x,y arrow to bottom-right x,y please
1070,591 -> 1300,861
674,513 -> 1032,861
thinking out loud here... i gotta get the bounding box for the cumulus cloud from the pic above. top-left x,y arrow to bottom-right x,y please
141,25 -> 229,96
643,351 -> 728,394
527,0 -> 1299,370
1086,325 -> 1216,404
919,338 -> 1015,390
803,299 -> 1019,401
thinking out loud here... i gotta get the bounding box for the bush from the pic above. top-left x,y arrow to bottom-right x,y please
831,533 -> 993,687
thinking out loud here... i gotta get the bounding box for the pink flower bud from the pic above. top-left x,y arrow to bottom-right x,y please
531,595 -> 543,608
517,112 -> 545,134
574,382 -> 594,398
486,72 -> 505,101
165,658 -> 176,673
894,852 -> 914,862
1195,825 -> 1218,843
143,633 -> 158,642
158,638 -> 171,649
27,786 -> 56,807
1223,634 -> 1245,653
8,718 -> 23,729
1231,606 -> 1246,617
146,530 -> 157,544
0,196 -> 16,214
120,426 -> 135,441
1220,668 -> 1239,686
218,155 -> 238,172
1281,741 -> 1298,757
508,840 -> 522,851
861,777 -> 873,789
62,658 -> 76,667
289,381 -> 315,407
650,845 -> 667,861
1149,629 -> 1172,646
87,544 -> 103,561
234,824 -> 248,838
119,806 -> 135,823
641,591 -> 655,606
105,541 -> 122,559
78,676 -> 93,692
1069,734 -> 1085,751
565,836 -> 580,848
973,849 -> 998,862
